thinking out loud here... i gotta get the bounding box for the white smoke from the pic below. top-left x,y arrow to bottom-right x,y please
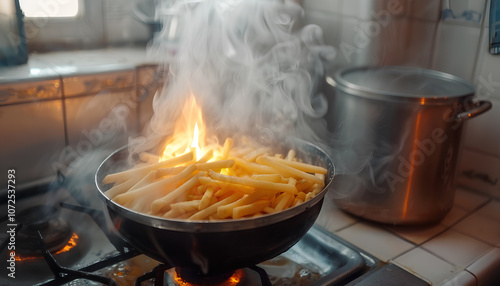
131,0 -> 336,155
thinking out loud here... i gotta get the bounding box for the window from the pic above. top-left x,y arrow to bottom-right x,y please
19,0 -> 80,18
17,0 -> 151,53
18,0 -> 106,52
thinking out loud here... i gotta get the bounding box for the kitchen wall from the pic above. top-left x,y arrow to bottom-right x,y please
303,0 -> 500,199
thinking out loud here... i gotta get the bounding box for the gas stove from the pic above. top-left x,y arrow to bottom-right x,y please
0,175 -> 423,286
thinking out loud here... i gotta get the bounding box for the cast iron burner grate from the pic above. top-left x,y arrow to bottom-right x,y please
37,201 -> 274,286
15,205 -> 72,256
0,178 -> 274,286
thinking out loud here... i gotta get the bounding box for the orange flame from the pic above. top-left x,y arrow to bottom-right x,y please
15,233 -> 79,262
172,269 -> 244,286
161,94 -> 207,161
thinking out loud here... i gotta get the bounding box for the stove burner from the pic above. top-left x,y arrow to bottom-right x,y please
16,205 -> 73,255
174,268 -> 238,285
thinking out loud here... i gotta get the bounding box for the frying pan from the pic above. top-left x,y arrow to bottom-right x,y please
95,137 -> 334,275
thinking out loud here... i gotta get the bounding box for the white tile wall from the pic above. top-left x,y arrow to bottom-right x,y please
434,0 -> 500,197
408,0 -> 441,22
302,0 -> 343,14
432,22 -> 482,81
453,187 -> 490,210
303,9 -> 343,48
456,149 -> 500,198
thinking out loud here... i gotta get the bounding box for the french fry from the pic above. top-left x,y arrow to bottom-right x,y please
189,193 -> 243,220
156,166 -> 187,178
197,149 -> 213,163
233,200 -> 271,219
285,149 -> 296,161
170,200 -> 202,213
221,138 -> 233,159
296,179 -> 315,192
199,176 -> 255,194
261,155 -> 327,174
114,165 -> 198,206
256,156 -> 325,185
263,206 -> 276,214
208,170 -> 297,194
274,193 -> 293,212
229,145 -> 254,158
103,151 -> 193,184
105,178 -> 139,199
151,171 -> 205,215
292,198 -> 304,206
250,174 -> 283,183
198,187 -> 215,210
216,189 -> 274,218
129,170 -> 157,191
233,157 -> 275,174
242,146 -> 271,162
139,152 -> 160,163
195,160 -> 234,171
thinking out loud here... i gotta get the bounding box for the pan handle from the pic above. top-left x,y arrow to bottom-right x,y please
456,100 -> 492,121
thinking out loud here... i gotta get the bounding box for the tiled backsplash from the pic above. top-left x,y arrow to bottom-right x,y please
0,48 -> 161,188
303,0 -> 500,198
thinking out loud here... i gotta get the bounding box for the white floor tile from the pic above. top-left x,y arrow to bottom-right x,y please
440,205 -> 469,227
423,229 -> 492,268
386,224 -> 448,245
393,247 -> 459,286
440,270 -> 477,286
454,211 -> 500,246
336,222 -> 414,262
466,247 -> 500,286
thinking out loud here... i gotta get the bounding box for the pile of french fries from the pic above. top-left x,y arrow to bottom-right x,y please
102,138 -> 327,220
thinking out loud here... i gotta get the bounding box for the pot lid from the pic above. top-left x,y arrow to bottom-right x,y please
331,66 -> 475,103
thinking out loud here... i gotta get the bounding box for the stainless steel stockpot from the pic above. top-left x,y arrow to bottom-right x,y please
324,66 -> 491,225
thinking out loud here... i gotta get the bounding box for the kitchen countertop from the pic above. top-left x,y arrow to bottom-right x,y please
0,47 -> 158,84
315,186 -> 500,286
2,48 -> 499,286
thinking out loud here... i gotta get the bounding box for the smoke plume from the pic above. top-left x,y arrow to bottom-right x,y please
131,0 -> 336,156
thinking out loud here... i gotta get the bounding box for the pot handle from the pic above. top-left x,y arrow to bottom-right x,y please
456,100 -> 492,121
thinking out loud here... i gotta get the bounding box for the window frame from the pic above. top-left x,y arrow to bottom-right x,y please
22,0 -> 106,52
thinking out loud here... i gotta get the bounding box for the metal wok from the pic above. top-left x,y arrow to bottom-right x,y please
95,137 -> 335,275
